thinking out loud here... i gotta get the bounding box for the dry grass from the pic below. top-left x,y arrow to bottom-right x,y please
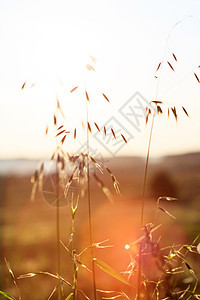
1,20 -> 200,299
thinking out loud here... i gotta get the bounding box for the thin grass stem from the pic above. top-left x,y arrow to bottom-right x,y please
137,19 -> 184,298
86,99 -> 97,300
56,167 -> 61,300
84,69 -> 97,299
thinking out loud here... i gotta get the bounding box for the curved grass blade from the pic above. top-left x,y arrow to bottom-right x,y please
65,293 -> 73,300
0,291 -> 16,300
158,207 -> 176,219
93,258 -> 131,286
158,196 -> 178,202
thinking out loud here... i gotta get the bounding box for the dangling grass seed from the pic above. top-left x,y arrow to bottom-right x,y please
87,122 -> 92,133
121,134 -> 127,143
45,126 -> 48,135
64,167 -> 77,197
156,62 -> 161,72
146,109 -> 151,124
93,173 -> 113,202
86,64 -> 95,71
53,114 -> 57,126
90,156 -> 103,173
89,56 -> 96,63
85,90 -> 90,102
50,152 -> 56,161
31,169 -> 39,201
172,53 -> 177,62
182,106 -> 189,117
171,106 -> 178,121
70,86 -> 79,93
157,105 -> 163,114
31,169 -> 39,184
167,61 -> 175,72
57,153 -> 61,165
56,98 -> 65,119
56,130 -> 65,137
61,157 -> 65,171
102,93 -> 110,103
111,128 -> 116,139
38,163 -> 44,192
81,120 -> 85,130
185,262 -> 195,276
21,81 -> 26,90
194,73 -> 200,83
94,122 -> 100,132
146,113 -> 149,125
61,135 -> 66,145
105,167 -> 120,194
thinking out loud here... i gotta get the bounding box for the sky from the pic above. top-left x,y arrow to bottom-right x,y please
0,0 -> 200,159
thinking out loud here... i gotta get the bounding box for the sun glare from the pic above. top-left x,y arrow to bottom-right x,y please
125,244 -> 130,250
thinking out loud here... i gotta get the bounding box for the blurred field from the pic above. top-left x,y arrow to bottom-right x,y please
0,153 -> 200,299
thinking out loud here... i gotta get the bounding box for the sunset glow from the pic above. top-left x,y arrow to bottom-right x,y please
1,0 -> 200,159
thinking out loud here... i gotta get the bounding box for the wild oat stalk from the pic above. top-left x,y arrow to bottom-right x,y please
56,164 -> 61,300
53,105 -> 63,300
44,98 -> 67,300
138,18 -> 190,299
85,87 -> 97,300
71,197 -> 79,299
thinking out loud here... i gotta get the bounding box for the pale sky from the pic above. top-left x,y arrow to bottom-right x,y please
0,0 -> 200,159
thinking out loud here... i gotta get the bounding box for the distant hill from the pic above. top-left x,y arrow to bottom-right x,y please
0,152 -> 199,203
162,152 -> 200,172
0,159 -> 40,175
0,152 -> 199,175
